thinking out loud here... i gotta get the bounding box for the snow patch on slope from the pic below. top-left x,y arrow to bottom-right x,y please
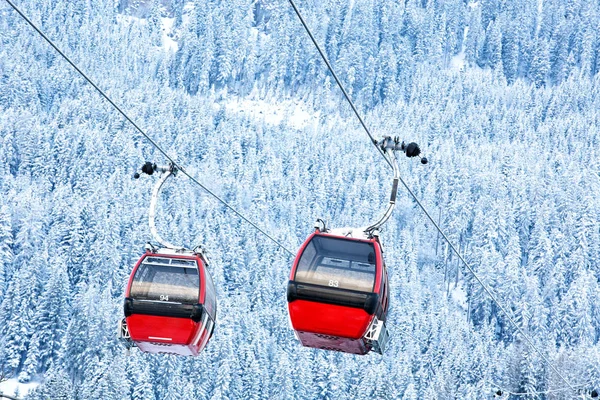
450,52 -> 466,72
451,283 -> 468,310
225,98 -> 318,129
450,26 -> 470,72
161,17 -> 178,52
0,379 -> 39,398
116,14 -> 147,25
116,14 -> 178,52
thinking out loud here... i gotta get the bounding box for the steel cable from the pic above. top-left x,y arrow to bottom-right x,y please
4,0 -> 295,258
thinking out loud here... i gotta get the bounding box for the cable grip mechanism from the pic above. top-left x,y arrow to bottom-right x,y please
379,137 -> 428,164
364,136 -> 427,237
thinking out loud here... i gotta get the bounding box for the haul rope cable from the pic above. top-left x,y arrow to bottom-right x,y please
0,393 -> 22,400
3,0 -> 295,258
285,0 -> 391,169
286,0 -> 576,392
393,153 -> 578,392
391,320 -> 585,397
387,321 -> 584,397
485,379 -> 593,398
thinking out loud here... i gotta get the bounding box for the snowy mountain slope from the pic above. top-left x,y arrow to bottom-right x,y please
1,0 -> 600,399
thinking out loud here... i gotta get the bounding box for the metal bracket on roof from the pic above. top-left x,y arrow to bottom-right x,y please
192,244 -> 209,262
314,218 -> 328,232
364,136 -> 427,237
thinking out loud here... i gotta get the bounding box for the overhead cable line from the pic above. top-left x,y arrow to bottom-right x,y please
286,0 -> 391,169
392,321 -> 584,398
0,393 -> 22,400
485,379 -> 593,398
395,158 -> 576,393
4,0 -> 295,258
391,324 -> 583,397
286,0 -> 575,393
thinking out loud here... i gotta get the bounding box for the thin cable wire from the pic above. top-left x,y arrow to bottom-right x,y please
391,320 -> 585,398
485,379 -> 591,398
0,394 -> 22,400
4,0 -> 295,258
286,0 -> 391,169
395,159 -> 575,392
391,320 -> 585,397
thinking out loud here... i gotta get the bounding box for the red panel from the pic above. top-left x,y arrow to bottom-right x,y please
288,300 -> 373,339
192,326 -> 210,354
372,240 -> 383,293
126,314 -> 211,356
197,257 -> 206,305
127,314 -> 197,344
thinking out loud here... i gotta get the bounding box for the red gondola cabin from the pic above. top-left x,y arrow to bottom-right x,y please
120,248 -> 217,356
287,230 -> 390,355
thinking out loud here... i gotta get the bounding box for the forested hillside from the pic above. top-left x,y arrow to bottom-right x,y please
1,0 -> 600,398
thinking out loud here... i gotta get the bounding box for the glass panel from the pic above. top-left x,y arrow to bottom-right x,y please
145,257 -> 165,264
294,236 -> 376,292
203,265 -> 217,319
130,257 -> 200,304
170,259 -> 196,267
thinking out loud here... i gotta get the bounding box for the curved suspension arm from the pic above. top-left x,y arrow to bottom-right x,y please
365,147 -> 399,236
149,166 -> 185,251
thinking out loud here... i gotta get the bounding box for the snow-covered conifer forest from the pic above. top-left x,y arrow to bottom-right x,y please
1,0 -> 600,398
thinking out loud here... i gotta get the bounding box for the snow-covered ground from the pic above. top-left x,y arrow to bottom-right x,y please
224,98 -> 318,130
0,379 -> 39,398
115,14 -> 178,53
450,26 -> 469,72
451,283 -> 468,310
160,17 -> 178,52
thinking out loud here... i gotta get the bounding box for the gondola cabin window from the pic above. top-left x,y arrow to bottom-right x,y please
203,266 -> 217,319
294,236 -> 376,292
130,257 -> 200,304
